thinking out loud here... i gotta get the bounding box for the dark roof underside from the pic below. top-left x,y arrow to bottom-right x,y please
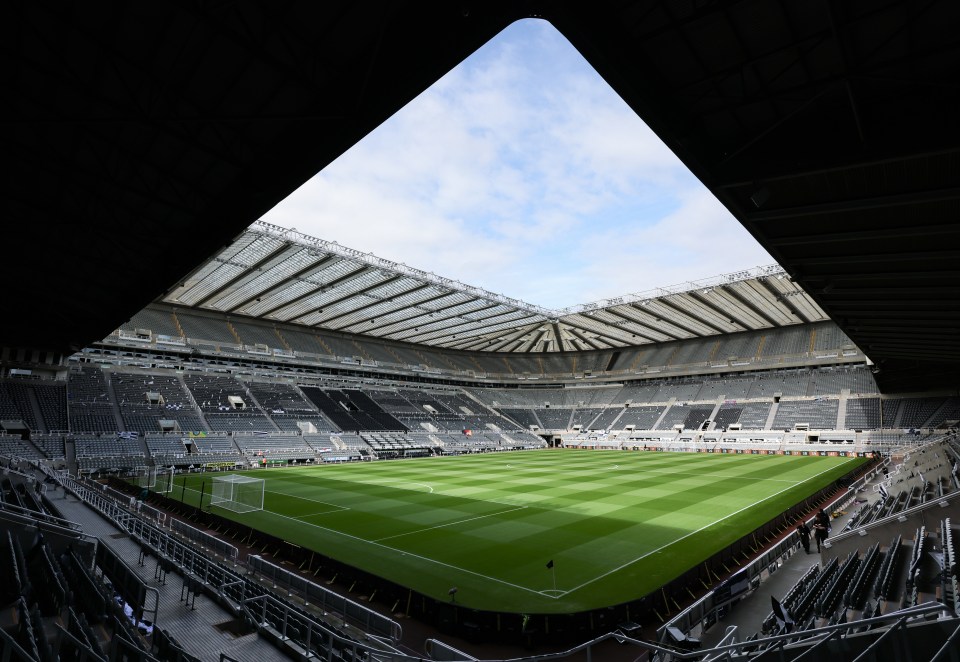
3,0 -> 959,392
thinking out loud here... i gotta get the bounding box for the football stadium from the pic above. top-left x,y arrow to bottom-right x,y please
3,2 -> 960,661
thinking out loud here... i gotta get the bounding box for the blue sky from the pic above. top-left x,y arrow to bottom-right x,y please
262,19 -> 775,310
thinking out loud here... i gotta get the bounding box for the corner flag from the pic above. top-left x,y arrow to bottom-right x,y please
546,559 -> 554,569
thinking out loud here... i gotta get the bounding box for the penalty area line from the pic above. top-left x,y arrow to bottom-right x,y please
265,489 -> 350,513
175,484 -> 548,598
373,505 -> 528,542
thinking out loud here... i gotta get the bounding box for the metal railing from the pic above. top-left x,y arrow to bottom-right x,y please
170,517 -> 239,560
249,554 -> 401,641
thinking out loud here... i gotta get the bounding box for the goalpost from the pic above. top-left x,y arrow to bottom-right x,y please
154,466 -> 176,494
135,465 -> 155,489
136,466 -> 177,494
210,474 -> 265,513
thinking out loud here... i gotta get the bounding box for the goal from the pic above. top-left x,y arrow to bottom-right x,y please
154,466 -> 176,494
210,474 -> 265,513
135,465 -> 154,489
137,466 -> 177,494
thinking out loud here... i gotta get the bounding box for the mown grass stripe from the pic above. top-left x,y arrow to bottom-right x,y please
169,450 -> 863,612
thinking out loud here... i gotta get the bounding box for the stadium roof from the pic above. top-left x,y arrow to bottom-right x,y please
4,1 -> 959,390
163,220 -> 827,353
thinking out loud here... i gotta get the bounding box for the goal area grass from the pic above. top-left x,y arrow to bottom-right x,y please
165,449 -> 865,613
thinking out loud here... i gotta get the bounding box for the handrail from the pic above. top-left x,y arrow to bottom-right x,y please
0,507 -> 97,542
825,487 -> 960,549
0,494 -> 83,530
170,517 -> 238,560
248,554 -> 401,641
930,619 -> 960,662
653,602 -> 948,662
425,638 -> 478,661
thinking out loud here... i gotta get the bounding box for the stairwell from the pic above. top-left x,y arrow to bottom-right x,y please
531,409 -> 544,429
137,435 -> 154,466
603,407 -> 628,430
836,391 -> 849,429
708,340 -> 721,363
242,382 -> 282,432
21,436 -> 46,459
274,328 -> 293,352
313,334 -> 334,356
384,346 -> 404,365
227,321 -> 243,345
764,401 -> 780,430
437,352 -> 459,371
892,399 -> 906,427
104,373 -> 127,432
351,340 -> 373,362
652,400 -> 674,430
25,388 -> 46,433
666,346 -> 680,366
178,374 -> 211,432
583,409 -> 605,430
65,439 -> 77,474
172,312 -> 186,338
707,398 -> 724,430
628,348 -> 649,372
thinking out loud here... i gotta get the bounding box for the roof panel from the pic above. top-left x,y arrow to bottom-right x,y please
207,245 -> 321,311
731,280 -> 796,326
158,226 -> 822,352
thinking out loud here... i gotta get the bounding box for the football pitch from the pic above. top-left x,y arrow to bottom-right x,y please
165,450 -> 864,613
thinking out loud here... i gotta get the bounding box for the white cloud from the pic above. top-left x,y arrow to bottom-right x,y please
261,19 -> 776,309
570,190 -> 775,304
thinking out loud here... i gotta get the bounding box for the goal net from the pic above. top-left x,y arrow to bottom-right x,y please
154,466 -> 176,494
135,466 -> 155,489
210,474 -> 265,513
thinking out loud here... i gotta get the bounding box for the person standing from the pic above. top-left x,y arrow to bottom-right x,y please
816,509 -> 830,529
813,519 -> 828,552
796,521 -> 811,554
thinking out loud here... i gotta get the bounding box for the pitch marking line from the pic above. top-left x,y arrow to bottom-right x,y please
177,485 -> 546,597
372,505 -> 528,542
264,489 -> 349,513
553,460 -> 856,598
629,467 -> 800,484
350,477 -> 434,493
294,510 -> 346,519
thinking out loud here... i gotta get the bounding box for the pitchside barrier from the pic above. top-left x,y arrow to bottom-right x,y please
137,501 -> 167,526
55,470 -> 405,650
248,554 -> 402,642
656,525 -> 804,645
659,459 -> 957,646
656,469 -> 875,645
170,517 -> 239,560
239,592 -> 409,661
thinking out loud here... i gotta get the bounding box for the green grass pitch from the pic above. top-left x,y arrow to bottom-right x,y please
164,449 -> 864,613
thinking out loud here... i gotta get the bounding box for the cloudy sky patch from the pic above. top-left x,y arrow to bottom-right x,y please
262,19 -> 775,309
